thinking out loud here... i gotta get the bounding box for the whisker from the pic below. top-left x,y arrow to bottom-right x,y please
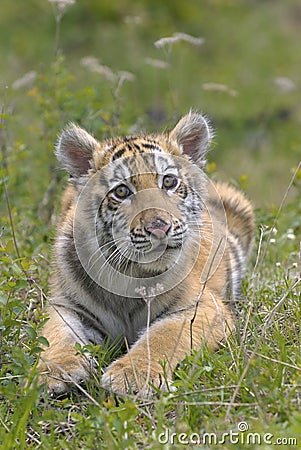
88,240 -> 129,274
84,236 -> 126,267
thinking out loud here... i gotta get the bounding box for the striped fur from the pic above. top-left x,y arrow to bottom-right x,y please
37,112 -> 255,397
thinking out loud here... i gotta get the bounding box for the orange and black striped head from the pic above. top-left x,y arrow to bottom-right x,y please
56,112 -> 212,274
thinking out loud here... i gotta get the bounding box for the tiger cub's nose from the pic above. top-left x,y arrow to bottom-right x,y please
145,217 -> 171,238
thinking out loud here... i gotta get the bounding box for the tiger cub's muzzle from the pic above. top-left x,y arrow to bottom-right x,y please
144,216 -> 171,239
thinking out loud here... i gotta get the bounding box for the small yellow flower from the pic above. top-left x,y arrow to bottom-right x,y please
206,162 -> 216,174
27,87 -> 39,97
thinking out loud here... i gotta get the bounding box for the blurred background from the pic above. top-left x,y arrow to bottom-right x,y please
1,0 -> 301,221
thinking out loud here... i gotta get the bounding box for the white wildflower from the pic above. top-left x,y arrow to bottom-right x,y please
287,233 -> 296,240
117,71 -> 136,82
274,77 -> 296,93
275,262 -> 281,267
81,57 -> 116,82
144,58 -> 170,69
135,283 -> 164,299
48,0 -> 75,5
12,71 -> 37,90
202,82 -> 237,97
271,227 -> 278,235
270,238 -> 276,244
48,0 -> 75,12
81,57 -> 135,84
114,71 -> 136,97
154,36 -> 182,48
124,15 -> 143,25
148,283 -> 164,297
154,32 -> 204,48
287,228 -> 296,240
135,286 -> 147,297
173,32 -> 204,45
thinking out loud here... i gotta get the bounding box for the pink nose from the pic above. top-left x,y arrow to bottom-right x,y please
145,218 -> 171,238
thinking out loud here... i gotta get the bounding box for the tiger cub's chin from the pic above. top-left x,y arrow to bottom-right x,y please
37,111 -> 254,398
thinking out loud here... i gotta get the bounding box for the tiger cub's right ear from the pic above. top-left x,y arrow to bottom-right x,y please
169,111 -> 213,168
55,124 -> 98,177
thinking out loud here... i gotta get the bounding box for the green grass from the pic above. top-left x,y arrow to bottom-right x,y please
1,0 -> 301,448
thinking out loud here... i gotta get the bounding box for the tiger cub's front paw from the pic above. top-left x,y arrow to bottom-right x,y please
37,355 -> 92,396
102,355 -> 173,398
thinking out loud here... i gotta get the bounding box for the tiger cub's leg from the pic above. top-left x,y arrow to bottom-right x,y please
102,290 -> 234,397
37,305 -> 93,395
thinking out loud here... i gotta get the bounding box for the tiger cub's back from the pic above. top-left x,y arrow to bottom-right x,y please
208,181 -> 255,299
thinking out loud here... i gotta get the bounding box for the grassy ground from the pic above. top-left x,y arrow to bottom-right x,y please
1,0 -> 301,448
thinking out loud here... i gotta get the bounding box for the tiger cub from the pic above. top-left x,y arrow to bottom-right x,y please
37,112 -> 254,397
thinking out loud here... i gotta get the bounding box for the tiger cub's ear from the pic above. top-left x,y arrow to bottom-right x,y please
55,124 -> 98,177
169,111 -> 212,167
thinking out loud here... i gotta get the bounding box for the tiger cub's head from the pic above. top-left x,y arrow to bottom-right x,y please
56,112 -> 212,284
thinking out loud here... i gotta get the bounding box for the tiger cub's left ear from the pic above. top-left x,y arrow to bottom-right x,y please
169,111 -> 213,167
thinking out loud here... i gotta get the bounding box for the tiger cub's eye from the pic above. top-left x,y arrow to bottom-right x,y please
162,174 -> 178,190
112,184 -> 132,200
